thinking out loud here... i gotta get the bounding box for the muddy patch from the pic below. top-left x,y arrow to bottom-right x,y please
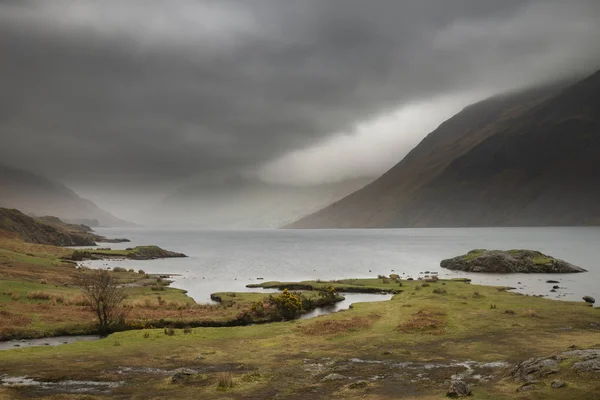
1,375 -> 123,395
0,335 -> 102,351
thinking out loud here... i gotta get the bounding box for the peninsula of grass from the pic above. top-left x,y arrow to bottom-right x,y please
70,245 -> 187,261
247,277 -> 412,294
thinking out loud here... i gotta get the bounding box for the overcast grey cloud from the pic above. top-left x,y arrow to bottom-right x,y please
1,0 -> 600,204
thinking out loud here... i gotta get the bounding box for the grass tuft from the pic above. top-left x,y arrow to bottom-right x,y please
217,372 -> 234,389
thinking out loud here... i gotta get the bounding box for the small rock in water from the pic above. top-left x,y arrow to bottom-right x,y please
446,380 -> 471,397
582,296 -> 595,304
551,380 -> 566,389
550,289 -> 556,293
547,280 -> 560,283
552,285 -> 560,289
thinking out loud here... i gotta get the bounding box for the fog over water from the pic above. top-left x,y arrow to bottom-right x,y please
85,227 -> 600,307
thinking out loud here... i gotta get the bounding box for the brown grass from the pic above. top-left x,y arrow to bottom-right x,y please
0,310 -> 32,327
521,309 -> 538,318
298,316 -> 377,336
26,291 -> 52,300
216,372 -> 234,389
397,309 -> 447,335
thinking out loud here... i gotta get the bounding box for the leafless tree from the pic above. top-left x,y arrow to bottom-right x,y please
77,270 -> 126,333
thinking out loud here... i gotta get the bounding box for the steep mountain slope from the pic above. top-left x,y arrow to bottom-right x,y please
150,176 -> 373,228
289,71 -> 599,228
0,164 -> 129,227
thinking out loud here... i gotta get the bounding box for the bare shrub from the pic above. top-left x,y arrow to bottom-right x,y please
432,288 -> 446,295
472,291 -> 484,298
76,270 -> 126,333
521,309 -> 538,318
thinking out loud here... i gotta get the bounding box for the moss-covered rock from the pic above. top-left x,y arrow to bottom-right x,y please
440,249 -> 586,273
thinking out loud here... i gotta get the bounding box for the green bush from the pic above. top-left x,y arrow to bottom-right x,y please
250,301 -> 266,317
268,289 -> 303,320
318,285 -> 338,302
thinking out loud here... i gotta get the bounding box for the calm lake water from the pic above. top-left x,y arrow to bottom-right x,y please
86,227 -> 600,307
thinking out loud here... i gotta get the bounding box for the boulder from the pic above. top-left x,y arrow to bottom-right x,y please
171,368 -> 199,384
347,380 -> 369,389
582,296 -> 595,304
440,249 -> 586,273
322,373 -> 347,382
551,380 -> 566,389
446,380 -> 472,397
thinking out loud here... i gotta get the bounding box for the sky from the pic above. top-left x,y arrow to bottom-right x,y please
1,0 -> 600,216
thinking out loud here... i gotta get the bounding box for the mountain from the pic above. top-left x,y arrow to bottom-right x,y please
148,176 -> 373,228
0,164 -> 130,227
288,70 -> 600,228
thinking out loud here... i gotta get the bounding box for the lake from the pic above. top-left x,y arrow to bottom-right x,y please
85,227 -> 600,307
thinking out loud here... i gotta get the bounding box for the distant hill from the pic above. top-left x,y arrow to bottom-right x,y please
35,216 -> 93,233
0,208 -> 130,246
0,164 -> 130,227
288,69 -> 600,228
0,208 -> 97,246
149,176 -> 373,228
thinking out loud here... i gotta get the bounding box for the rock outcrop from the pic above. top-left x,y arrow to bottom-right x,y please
440,249 -> 586,273
510,349 -> 600,383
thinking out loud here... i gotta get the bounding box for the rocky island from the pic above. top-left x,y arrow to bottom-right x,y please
441,249 -> 587,273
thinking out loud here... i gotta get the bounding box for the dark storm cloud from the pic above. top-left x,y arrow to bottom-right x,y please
1,0 -> 600,186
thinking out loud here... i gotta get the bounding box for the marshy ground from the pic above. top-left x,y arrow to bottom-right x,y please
1,232 -> 599,399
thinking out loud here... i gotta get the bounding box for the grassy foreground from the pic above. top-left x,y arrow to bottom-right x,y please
1,275 -> 599,399
0,234 -> 261,340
